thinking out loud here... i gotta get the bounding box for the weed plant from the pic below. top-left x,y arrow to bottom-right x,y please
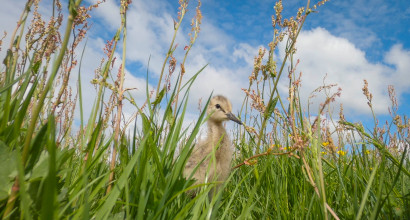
0,0 -> 408,219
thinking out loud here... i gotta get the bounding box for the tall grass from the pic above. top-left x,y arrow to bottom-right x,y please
0,0 -> 409,219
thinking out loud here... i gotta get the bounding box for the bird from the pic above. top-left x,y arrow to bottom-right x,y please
184,95 -> 242,195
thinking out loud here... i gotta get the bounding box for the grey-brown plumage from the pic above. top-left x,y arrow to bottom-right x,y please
184,95 -> 242,192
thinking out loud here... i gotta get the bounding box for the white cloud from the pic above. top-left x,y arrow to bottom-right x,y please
384,44 -> 410,92
233,43 -> 264,67
89,0 -> 121,29
279,27 -> 410,116
195,21 -> 232,56
90,0 -> 252,114
65,39 -> 155,128
0,0 -> 39,58
2,0 -> 410,134
60,2 -> 410,123
90,1 -> 252,94
84,1 -> 410,122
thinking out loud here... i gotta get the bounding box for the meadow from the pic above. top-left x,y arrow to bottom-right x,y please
0,0 -> 409,219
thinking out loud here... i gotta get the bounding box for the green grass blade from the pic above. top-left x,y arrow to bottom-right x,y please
41,115 -> 58,220
355,162 -> 379,220
95,136 -> 149,220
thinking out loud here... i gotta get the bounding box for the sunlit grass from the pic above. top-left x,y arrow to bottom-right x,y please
0,0 -> 409,219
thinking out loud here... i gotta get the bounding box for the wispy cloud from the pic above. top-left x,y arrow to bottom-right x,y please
306,0 -> 410,58
280,27 -> 410,116
1,0 -> 409,126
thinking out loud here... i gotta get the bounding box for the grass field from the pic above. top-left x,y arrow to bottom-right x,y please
0,0 -> 409,219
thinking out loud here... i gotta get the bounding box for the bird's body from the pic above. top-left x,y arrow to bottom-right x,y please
184,95 -> 242,190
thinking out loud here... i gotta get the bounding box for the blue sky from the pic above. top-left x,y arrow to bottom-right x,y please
1,0 -> 410,131
193,0 -> 410,121
179,0 -> 410,61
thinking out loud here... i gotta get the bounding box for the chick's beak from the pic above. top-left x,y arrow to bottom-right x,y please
226,112 -> 242,125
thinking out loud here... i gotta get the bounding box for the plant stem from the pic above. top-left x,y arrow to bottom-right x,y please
255,1 -> 310,153
155,4 -> 187,98
3,0 -> 82,217
107,0 -> 128,194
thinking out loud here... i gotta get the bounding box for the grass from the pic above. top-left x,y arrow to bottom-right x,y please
0,0 -> 409,219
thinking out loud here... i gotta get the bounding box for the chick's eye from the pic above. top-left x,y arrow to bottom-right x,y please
215,104 -> 221,109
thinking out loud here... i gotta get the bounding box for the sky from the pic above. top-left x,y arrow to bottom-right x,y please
1,0 -> 410,132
